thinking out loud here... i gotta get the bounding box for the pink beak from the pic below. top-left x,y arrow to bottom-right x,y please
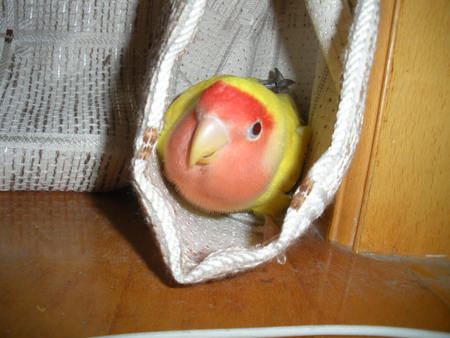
189,115 -> 229,167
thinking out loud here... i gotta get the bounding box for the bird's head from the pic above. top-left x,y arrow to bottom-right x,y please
189,80 -> 275,168
163,79 -> 284,213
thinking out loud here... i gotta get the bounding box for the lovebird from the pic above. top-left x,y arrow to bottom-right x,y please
157,70 -> 310,238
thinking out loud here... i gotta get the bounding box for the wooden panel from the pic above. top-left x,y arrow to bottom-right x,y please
353,0 -> 450,257
0,191 -> 449,337
329,0 -> 399,247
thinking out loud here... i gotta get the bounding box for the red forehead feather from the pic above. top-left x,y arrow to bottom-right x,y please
198,80 -> 274,128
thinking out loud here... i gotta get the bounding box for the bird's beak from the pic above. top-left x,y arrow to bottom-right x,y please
189,115 -> 229,167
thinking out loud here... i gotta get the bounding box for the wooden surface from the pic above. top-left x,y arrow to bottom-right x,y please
330,0 -> 450,258
329,0 -> 399,247
354,0 -> 450,257
1,191 -> 449,337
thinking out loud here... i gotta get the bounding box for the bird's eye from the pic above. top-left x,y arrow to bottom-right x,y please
247,120 -> 262,141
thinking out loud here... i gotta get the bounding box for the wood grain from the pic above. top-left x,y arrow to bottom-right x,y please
0,191 -> 449,337
330,0 -> 450,258
329,0 -> 399,247
353,0 -> 450,257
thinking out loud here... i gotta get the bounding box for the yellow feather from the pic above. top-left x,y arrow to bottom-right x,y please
250,93 -> 311,217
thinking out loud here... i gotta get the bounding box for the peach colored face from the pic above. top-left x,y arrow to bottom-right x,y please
164,81 -> 276,213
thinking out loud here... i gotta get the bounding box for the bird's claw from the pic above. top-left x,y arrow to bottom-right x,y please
259,68 -> 295,93
253,215 -> 280,244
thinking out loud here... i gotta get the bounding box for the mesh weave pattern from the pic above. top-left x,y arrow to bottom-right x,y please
0,0 -> 164,191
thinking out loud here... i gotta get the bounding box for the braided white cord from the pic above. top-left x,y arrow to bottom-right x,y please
283,0 -> 380,243
133,0 -> 207,282
133,159 -> 178,269
134,0 -> 380,284
144,2 -> 207,130
309,0 -> 380,194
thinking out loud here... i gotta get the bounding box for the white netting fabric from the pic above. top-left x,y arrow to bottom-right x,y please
0,0 -> 165,191
132,0 -> 380,283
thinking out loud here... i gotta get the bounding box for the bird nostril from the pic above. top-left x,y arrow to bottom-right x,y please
202,152 -> 215,159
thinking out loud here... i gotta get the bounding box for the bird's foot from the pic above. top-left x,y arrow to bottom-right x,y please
253,215 -> 280,244
259,68 -> 295,93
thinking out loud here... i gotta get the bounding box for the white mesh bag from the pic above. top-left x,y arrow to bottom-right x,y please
0,0 -> 165,191
132,0 -> 380,283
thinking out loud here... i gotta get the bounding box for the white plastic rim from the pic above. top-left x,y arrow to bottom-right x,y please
94,325 -> 450,338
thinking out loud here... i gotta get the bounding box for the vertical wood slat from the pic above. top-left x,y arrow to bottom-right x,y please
329,0 -> 450,259
328,0 -> 400,247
